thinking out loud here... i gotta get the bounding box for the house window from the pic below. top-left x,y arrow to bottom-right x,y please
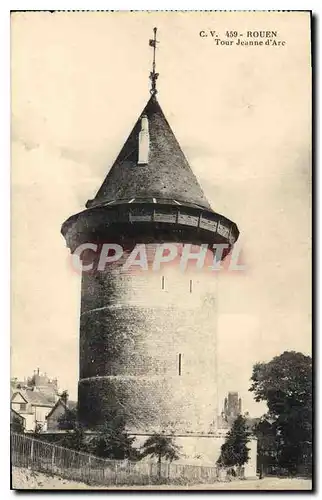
20,403 -> 27,412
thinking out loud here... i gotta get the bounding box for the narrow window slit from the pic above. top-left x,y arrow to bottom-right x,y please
190,279 -> 193,293
161,276 -> 165,290
178,353 -> 182,376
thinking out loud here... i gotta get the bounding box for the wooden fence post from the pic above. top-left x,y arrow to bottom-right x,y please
51,447 -> 55,471
115,463 -> 118,485
88,456 -> 91,482
30,439 -> 34,468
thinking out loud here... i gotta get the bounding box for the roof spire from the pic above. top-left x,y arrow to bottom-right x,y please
149,27 -> 159,96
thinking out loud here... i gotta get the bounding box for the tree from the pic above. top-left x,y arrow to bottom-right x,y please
249,351 -> 312,475
11,415 -> 24,434
58,406 -> 78,431
140,434 -> 180,480
30,422 -> 44,440
65,426 -> 88,452
55,405 -> 88,452
91,415 -> 137,460
217,415 -> 251,477
59,423 -> 89,453
34,422 -> 43,433
253,417 -> 279,476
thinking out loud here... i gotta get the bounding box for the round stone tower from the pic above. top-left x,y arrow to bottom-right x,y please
61,34 -> 239,455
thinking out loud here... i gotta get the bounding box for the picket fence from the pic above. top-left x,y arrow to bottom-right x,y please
11,432 -> 222,486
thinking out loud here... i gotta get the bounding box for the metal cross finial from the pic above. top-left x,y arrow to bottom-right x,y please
149,27 -> 159,96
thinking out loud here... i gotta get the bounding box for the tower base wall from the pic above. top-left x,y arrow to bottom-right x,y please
79,261 -> 218,433
131,433 -> 258,478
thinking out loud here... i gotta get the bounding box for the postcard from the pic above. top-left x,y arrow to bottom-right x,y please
11,10 -> 312,491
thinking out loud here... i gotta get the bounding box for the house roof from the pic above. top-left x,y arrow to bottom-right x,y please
11,408 -> 26,422
26,390 -> 54,406
86,95 -> 211,211
11,391 -> 29,404
11,389 -> 54,407
46,399 -> 77,419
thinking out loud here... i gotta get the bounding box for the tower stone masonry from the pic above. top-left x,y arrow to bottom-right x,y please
61,40 -> 240,460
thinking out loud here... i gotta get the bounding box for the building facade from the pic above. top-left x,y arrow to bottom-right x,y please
46,398 -> 77,431
11,389 -> 54,431
10,369 -> 60,431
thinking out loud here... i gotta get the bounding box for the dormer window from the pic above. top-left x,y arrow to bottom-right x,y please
138,115 -> 149,164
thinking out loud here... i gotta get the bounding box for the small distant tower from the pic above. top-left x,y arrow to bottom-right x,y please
223,392 -> 242,420
62,29 -> 239,454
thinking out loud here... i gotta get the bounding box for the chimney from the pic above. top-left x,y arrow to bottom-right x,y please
138,115 -> 149,164
60,390 -> 69,405
37,367 -> 39,375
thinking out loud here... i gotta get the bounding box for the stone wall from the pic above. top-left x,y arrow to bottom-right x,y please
132,433 -> 258,478
78,243 -> 218,434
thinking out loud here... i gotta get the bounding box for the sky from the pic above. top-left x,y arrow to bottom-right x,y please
11,11 -> 311,417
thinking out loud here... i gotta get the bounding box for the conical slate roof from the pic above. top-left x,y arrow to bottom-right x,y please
86,96 -> 211,210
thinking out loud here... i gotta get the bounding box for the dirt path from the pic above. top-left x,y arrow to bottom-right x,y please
11,467 -> 312,491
